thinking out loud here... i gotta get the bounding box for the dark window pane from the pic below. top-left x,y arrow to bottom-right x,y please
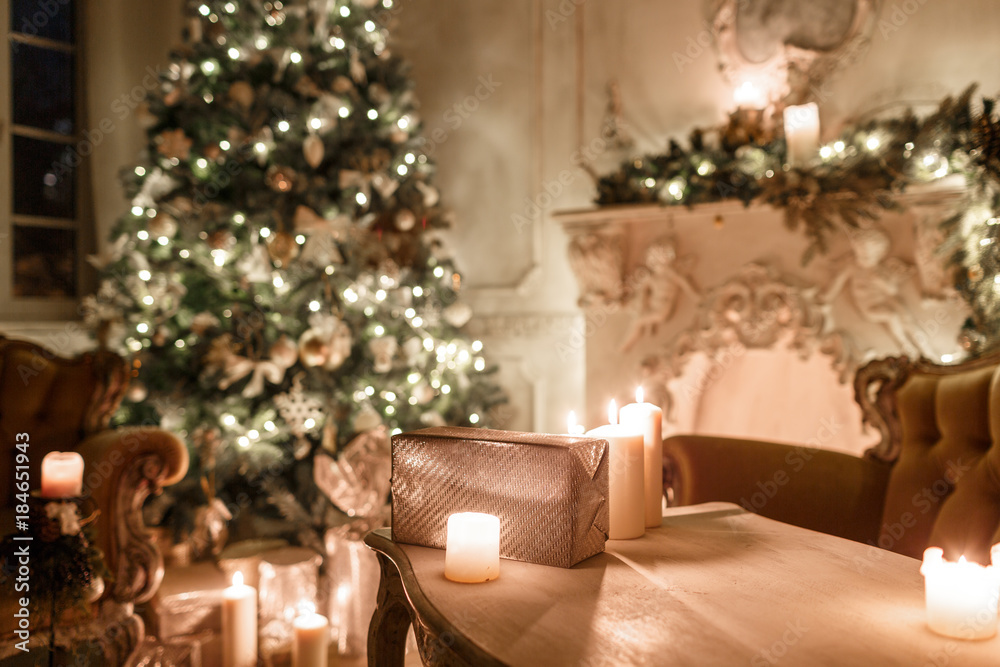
13,226 -> 77,298
12,43 -> 74,134
10,0 -> 74,43
13,135 -> 76,219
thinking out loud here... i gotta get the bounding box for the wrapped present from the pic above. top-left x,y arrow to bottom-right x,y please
391,427 -> 609,568
145,562 -> 228,640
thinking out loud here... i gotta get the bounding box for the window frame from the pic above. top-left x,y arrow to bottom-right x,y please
0,0 -> 94,321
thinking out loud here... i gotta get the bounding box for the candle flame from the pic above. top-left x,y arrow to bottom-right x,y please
567,411 -> 578,435
636,386 -> 644,404
959,555 -> 968,564
232,571 -> 243,587
608,399 -> 618,426
299,600 -> 316,616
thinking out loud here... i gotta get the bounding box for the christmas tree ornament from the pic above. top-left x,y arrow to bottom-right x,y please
303,134 -> 325,168
265,165 -> 298,192
368,336 -> 397,373
274,375 -> 326,438
443,302 -> 473,328
227,80 -> 255,109
415,180 -> 439,207
148,212 -> 178,238
267,230 -> 300,265
352,405 -> 383,433
156,128 -> 193,160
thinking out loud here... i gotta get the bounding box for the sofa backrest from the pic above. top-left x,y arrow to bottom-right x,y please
856,355 -> 1000,564
0,336 -> 128,503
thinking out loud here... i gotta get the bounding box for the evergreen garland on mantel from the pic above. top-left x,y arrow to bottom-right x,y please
594,85 -> 1000,352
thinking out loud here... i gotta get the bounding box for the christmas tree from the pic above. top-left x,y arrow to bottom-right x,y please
85,0 -> 506,552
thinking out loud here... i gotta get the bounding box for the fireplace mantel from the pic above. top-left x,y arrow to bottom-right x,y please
554,179 -> 969,455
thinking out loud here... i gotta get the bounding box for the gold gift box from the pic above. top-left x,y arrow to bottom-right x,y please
390,427 -> 609,568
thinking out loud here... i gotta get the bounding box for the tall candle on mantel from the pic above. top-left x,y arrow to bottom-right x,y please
221,571 -> 257,667
40,451 -> 84,498
566,411 -> 585,436
783,102 -> 820,168
293,602 -> 329,667
620,387 -> 664,528
586,400 -> 645,540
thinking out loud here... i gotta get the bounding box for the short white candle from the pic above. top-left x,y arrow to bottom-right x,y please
733,81 -> 766,109
783,102 -> 820,168
40,451 -> 84,498
566,410 -> 585,436
620,387 -> 664,528
293,602 -> 329,667
221,571 -> 257,667
445,512 -> 500,583
920,546 -> 1000,640
587,400 -> 645,540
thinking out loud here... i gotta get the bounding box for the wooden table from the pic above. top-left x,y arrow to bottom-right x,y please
365,502 -> 1000,666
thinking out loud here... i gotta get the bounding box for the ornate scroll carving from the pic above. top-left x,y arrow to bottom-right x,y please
641,263 -> 854,422
567,230 -> 625,308
853,355 -> 912,463
112,454 -> 168,604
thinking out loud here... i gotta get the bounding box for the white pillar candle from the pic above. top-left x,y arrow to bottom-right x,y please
783,102 -> 820,168
222,571 -> 258,667
293,603 -> 329,667
620,387 -> 664,528
920,546 -> 1000,640
40,451 -> 84,498
586,400 -> 645,540
445,512 -> 500,583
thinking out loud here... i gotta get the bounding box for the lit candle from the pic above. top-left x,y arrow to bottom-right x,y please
445,512 -> 500,583
733,81 -> 766,109
783,102 -> 820,168
920,546 -> 1000,640
40,451 -> 84,498
566,410 -> 585,436
586,400 -> 645,540
293,602 -> 329,667
620,387 -> 664,528
221,571 -> 257,667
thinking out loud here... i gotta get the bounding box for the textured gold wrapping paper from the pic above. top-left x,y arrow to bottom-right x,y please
390,427 -> 609,568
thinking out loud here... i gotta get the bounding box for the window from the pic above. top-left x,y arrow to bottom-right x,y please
1,0 -> 91,320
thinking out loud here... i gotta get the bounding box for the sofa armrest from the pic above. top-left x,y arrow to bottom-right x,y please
77,427 -> 189,604
664,434 -> 892,545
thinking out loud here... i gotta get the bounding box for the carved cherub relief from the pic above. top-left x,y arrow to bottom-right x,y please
821,225 -> 935,359
621,239 -> 700,351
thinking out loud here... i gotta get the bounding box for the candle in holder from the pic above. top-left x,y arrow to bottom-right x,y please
620,387 -> 664,528
445,512 -> 500,583
292,602 -> 329,667
733,81 -> 766,109
586,400 -> 645,540
920,546 -> 1000,640
783,102 -> 820,168
40,451 -> 84,498
222,571 -> 257,667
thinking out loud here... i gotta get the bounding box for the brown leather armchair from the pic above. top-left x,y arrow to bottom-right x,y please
0,336 -> 188,663
664,353 -> 1000,565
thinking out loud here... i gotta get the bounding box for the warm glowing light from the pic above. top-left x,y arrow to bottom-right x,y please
232,571 -> 244,587
865,135 -> 881,151
367,109 -> 378,120
308,300 -> 320,311
607,399 -> 618,426
142,295 -> 154,306
290,51 -> 302,64
733,80 -> 766,109
277,120 -> 290,132
304,418 -> 316,429
635,386 -> 644,404
138,270 -> 151,281
567,411 -> 578,435
356,192 -> 368,206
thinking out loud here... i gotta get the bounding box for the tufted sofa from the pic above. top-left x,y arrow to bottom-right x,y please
0,336 -> 188,663
663,353 -> 1000,565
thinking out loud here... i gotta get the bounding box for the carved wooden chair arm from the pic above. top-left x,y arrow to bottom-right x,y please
77,427 -> 189,605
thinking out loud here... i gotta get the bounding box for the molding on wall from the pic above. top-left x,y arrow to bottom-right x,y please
465,312 -> 579,339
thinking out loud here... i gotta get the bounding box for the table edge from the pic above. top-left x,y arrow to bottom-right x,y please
364,528 -> 507,666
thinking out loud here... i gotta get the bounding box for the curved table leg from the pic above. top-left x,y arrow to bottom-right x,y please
368,551 -> 413,667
